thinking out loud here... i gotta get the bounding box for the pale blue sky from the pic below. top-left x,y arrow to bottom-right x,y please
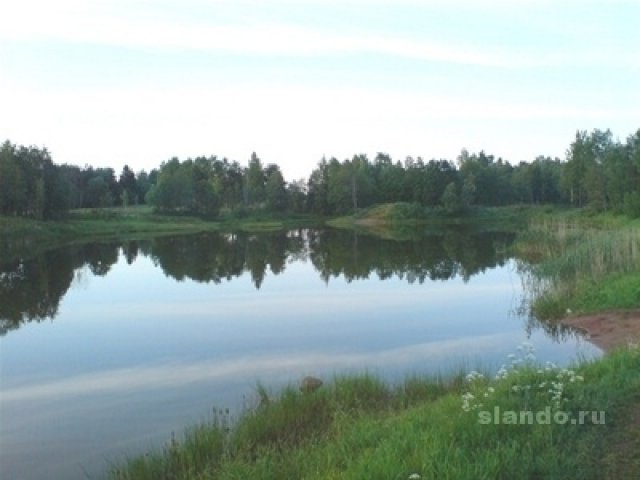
0,0 -> 638,179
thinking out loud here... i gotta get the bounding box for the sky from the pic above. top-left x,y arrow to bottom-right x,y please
0,0 -> 638,181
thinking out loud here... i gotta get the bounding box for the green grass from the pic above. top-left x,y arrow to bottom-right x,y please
570,272 -> 640,313
110,346 -> 640,480
327,204 -> 538,238
513,210 -> 640,318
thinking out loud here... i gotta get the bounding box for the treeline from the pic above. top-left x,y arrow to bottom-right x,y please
306,152 -> 563,215
146,153 -> 306,217
0,140 -> 156,219
563,129 -> 640,214
1,128 -> 639,219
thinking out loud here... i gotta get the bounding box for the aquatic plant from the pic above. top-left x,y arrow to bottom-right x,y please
515,216 -> 640,318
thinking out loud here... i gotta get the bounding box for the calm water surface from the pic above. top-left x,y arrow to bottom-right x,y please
0,228 -> 599,480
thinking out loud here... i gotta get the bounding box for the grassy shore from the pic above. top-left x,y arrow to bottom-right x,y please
104,205 -> 640,479
0,206 -> 320,262
110,344 -> 640,480
512,209 -> 640,319
5,204 -> 640,477
328,203 -> 539,233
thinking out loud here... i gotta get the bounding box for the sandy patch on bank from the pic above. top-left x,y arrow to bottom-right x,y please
563,310 -> 640,352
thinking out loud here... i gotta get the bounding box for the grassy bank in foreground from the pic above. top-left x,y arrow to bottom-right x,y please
512,209 -> 640,319
0,207 -> 320,262
110,345 -> 640,480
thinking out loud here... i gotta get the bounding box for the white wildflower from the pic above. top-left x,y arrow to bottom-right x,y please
466,371 -> 484,383
495,366 -> 509,380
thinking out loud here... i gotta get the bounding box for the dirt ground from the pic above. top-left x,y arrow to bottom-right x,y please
562,310 -> 640,352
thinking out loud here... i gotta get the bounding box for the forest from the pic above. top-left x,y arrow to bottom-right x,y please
1,128 -> 639,220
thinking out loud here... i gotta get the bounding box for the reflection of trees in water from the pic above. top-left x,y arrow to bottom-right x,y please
0,228 -> 515,333
524,313 -> 582,343
513,259 -> 585,342
309,228 -> 515,284
148,229 -> 515,287
0,242 -> 121,335
122,242 -> 139,265
147,231 -> 307,288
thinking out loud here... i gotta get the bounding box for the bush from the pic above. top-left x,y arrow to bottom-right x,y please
623,191 -> 640,218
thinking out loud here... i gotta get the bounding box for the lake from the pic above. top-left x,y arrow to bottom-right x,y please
0,227 -> 599,480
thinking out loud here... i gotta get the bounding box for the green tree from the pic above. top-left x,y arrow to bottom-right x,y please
287,179 -> 307,213
0,141 -> 26,215
265,164 -> 287,212
192,158 -> 219,217
307,158 -> 330,214
135,170 -> 153,204
119,165 -> 137,206
350,154 -> 375,210
85,176 -> 113,208
561,130 -> 613,208
373,153 -> 407,204
461,175 -> 476,209
147,158 -> 193,212
422,160 -> 457,206
245,152 -> 265,205
146,157 -> 219,217
0,141 -> 71,219
441,182 -> 461,214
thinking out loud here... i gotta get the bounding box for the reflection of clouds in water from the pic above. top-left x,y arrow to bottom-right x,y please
64,282 -> 516,321
2,333 -> 520,404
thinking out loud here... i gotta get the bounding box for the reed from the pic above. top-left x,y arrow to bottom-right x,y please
109,346 -> 640,480
514,215 -> 640,318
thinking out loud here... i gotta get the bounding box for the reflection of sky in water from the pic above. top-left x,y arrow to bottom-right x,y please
0,253 -> 599,480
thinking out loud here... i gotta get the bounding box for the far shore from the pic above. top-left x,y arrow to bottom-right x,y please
562,310 -> 640,352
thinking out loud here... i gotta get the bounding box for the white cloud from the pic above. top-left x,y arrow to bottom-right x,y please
1,0 -> 637,177
0,14 -> 505,66
0,332 -> 518,404
3,0 -> 637,68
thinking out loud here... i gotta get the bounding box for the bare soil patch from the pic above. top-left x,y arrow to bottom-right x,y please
563,310 -> 640,352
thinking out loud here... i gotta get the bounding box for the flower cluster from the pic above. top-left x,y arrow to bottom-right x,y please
461,392 -> 479,412
461,342 -> 585,412
544,367 -> 584,407
461,371 -> 494,412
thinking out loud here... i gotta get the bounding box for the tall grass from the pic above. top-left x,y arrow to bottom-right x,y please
109,373 -> 465,480
110,346 -> 640,480
514,216 -> 640,318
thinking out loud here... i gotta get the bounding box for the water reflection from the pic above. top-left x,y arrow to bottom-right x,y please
0,227 -> 515,334
2,333 -> 518,405
0,227 -> 599,480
